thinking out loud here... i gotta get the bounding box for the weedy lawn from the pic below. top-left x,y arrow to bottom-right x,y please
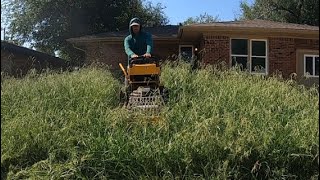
1,62 -> 319,179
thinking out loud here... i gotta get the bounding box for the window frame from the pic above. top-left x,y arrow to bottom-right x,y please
304,54 -> 319,77
230,38 -> 249,70
179,45 -> 194,61
230,38 -> 268,75
250,39 -> 268,75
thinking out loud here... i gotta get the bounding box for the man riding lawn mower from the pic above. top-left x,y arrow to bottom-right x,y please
119,17 -> 168,113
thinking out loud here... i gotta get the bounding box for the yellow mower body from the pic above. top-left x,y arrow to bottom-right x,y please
128,63 -> 160,76
119,57 -> 168,114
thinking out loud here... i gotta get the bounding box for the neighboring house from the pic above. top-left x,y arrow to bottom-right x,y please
1,41 -> 66,77
67,20 -> 319,85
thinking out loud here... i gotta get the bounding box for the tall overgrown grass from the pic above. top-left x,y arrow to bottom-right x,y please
1,62 -> 319,179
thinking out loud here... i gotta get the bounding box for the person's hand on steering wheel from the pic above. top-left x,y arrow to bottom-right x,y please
131,54 -> 139,58
143,53 -> 151,58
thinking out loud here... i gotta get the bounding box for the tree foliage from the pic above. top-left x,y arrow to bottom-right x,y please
183,13 -> 219,25
2,0 -> 168,63
239,0 -> 319,26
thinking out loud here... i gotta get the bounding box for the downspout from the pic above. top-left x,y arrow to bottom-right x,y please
179,29 -> 183,39
178,28 -> 183,44
72,44 -> 86,52
178,27 -> 183,59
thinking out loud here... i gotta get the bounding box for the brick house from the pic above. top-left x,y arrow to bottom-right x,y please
1,41 -> 66,77
67,25 -> 180,68
67,20 -> 319,85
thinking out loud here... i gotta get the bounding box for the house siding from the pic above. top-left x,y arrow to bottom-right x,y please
1,49 -> 43,76
268,38 -> 318,78
1,50 -> 14,74
201,34 -> 230,66
85,43 -> 127,69
268,38 -> 296,77
199,36 -> 318,81
153,43 -> 179,60
295,39 -> 319,50
1,48 -> 66,77
83,41 -> 180,70
295,39 -> 319,86
69,21 -> 319,85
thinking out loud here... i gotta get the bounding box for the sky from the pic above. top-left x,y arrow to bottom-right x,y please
149,0 -> 254,25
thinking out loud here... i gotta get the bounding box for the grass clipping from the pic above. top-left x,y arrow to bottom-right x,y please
1,63 -> 319,179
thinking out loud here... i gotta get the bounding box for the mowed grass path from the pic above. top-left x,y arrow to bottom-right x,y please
1,63 -> 319,179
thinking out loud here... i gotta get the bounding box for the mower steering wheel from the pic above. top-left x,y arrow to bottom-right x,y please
129,56 -> 158,66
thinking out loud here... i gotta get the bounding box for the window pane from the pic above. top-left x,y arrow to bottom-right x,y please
180,47 -> 193,61
315,56 -> 319,76
252,41 -> 266,56
232,56 -> 248,70
305,56 -> 313,75
251,57 -> 266,73
231,39 -> 248,55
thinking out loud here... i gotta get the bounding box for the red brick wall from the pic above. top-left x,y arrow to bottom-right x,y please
83,37 -> 318,80
295,39 -> 319,50
153,43 -> 179,60
84,41 -> 179,69
199,36 -> 318,78
85,43 -> 127,69
268,38 -> 319,77
268,38 -> 296,77
201,35 -> 230,66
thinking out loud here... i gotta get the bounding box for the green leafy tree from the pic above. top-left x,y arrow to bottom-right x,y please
239,0 -> 319,26
2,0 -> 168,64
183,13 -> 219,25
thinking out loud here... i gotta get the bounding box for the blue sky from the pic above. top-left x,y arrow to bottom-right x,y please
149,0 -> 254,24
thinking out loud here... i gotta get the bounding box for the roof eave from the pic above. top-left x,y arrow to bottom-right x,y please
181,26 -> 319,36
67,36 -> 179,44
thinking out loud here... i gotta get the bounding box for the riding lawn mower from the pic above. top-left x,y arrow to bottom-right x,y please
119,56 -> 168,114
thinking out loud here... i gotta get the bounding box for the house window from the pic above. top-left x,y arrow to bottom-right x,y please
231,39 -> 248,70
304,55 -> 319,77
250,40 -> 267,74
179,45 -> 194,61
231,39 -> 268,74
